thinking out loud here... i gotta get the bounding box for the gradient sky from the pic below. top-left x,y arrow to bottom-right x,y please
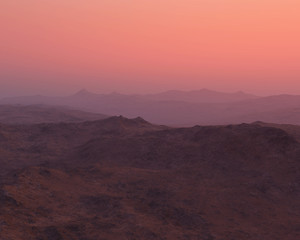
1,0 -> 300,96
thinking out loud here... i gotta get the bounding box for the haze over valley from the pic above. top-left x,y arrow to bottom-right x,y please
1,89 -> 300,239
1,0 -> 300,239
2,89 -> 300,126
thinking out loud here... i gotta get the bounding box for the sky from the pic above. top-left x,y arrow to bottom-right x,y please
0,0 -> 300,97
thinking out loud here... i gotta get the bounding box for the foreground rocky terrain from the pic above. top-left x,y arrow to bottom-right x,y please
1,116 -> 300,239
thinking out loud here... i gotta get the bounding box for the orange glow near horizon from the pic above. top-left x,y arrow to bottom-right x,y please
1,0 -> 300,96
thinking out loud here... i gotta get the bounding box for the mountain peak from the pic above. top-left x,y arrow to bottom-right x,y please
133,116 -> 148,123
96,116 -> 152,130
73,89 -> 94,97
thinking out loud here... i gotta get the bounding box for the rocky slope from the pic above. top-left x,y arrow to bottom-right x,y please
0,117 -> 300,239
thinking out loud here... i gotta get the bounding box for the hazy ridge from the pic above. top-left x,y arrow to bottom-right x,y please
2,89 -> 300,126
1,91 -> 300,239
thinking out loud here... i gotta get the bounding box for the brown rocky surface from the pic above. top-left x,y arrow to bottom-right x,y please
0,117 -> 300,239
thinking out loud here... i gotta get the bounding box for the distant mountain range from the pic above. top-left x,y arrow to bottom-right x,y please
2,89 -> 300,126
144,89 -> 258,103
0,104 -> 107,124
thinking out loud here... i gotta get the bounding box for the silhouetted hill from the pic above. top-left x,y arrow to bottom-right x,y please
252,121 -> 300,142
3,90 -> 300,126
1,117 -> 300,239
0,104 -> 108,124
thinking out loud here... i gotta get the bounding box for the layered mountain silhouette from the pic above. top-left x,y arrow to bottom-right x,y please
3,89 -> 300,126
144,89 -> 258,103
1,116 -> 300,239
0,104 -> 108,124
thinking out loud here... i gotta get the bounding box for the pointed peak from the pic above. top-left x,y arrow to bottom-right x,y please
72,89 -> 96,97
75,88 -> 89,94
133,116 -> 149,124
102,115 -> 151,127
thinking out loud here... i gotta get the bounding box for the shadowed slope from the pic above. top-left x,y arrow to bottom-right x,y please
0,117 -> 300,239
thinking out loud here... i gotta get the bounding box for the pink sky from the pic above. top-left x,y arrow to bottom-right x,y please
1,0 -> 300,96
